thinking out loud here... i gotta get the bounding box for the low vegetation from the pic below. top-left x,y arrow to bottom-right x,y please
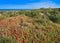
0,8 -> 60,43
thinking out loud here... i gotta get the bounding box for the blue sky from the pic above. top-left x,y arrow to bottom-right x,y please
0,0 -> 60,9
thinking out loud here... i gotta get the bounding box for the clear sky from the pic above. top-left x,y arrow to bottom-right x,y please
0,0 -> 60,9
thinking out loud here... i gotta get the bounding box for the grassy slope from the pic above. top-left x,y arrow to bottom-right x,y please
0,14 -> 60,43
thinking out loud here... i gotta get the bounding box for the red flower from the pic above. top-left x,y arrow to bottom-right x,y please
24,38 -> 28,43
9,26 -> 15,32
15,31 -> 20,36
0,20 -> 7,27
18,38 -> 22,43
7,32 -> 11,36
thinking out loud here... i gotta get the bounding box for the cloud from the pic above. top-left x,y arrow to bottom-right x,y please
0,0 -> 60,9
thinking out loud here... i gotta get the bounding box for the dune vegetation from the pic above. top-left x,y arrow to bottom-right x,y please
0,8 -> 60,43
